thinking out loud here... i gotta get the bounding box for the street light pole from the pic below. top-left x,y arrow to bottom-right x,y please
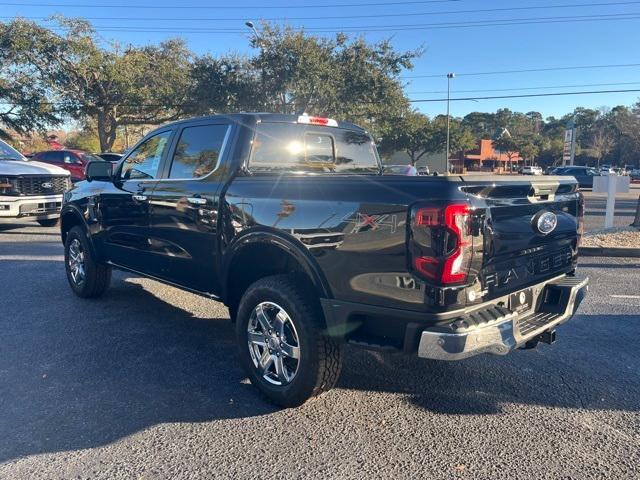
245,21 -> 265,111
446,73 -> 455,174
245,21 -> 260,41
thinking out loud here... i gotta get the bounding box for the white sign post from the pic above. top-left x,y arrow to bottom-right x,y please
593,174 -> 631,228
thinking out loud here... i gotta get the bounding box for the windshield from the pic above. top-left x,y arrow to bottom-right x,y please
0,139 -> 26,161
249,122 -> 380,174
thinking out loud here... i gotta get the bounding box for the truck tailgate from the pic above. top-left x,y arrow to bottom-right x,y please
461,176 -> 581,298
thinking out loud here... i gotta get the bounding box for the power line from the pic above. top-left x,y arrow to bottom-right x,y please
404,62 -> 640,79
32,12 -> 640,35
3,88 -> 640,108
407,80 -> 640,95
409,88 -> 640,103
282,12 -> 640,31
0,0 -> 463,10
6,1 -> 640,22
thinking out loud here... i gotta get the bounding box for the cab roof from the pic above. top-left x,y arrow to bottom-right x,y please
158,113 -> 367,133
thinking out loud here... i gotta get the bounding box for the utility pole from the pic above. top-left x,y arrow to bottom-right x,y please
446,73 -> 455,174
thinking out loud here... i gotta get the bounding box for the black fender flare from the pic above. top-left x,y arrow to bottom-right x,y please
221,228 -> 333,302
60,205 -> 101,260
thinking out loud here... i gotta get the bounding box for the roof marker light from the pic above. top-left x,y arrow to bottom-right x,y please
297,115 -> 338,127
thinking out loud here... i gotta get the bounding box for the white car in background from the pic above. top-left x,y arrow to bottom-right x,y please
599,165 -> 616,175
521,165 -> 543,175
0,139 -> 71,226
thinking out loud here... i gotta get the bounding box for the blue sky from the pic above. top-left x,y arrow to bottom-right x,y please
5,0 -> 640,119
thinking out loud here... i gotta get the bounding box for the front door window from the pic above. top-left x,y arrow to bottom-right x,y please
120,131 -> 172,180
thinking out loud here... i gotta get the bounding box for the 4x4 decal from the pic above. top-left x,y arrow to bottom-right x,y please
343,212 -> 398,234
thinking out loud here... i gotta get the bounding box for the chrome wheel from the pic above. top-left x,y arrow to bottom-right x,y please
247,302 -> 301,386
68,238 -> 85,286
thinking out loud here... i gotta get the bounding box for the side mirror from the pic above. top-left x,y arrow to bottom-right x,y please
85,161 -> 114,182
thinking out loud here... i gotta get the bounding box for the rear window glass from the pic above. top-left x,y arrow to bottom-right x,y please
249,122 -> 380,173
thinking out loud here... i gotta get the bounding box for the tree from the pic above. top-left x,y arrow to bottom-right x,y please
4,18 -> 194,151
378,111 -> 435,165
610,104 -> 640,168
378,112 -> 475,167
247,23 -> 419,138
190,54 -> 259,113
461,111 -> 496,139
432,115 -> 476,157
0,22 -> 61,139
518,135 -> 540,166
589,117 -> 615,168
65,125 -> 101,152
493,134 -> 520,172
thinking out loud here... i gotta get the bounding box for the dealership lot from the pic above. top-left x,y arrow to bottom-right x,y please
0,216 -> 639,479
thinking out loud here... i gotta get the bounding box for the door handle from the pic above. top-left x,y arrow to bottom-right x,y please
187,197 -> 207,206
132,194 -> 148,202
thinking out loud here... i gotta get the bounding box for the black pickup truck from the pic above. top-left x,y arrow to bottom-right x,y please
60,113 -> 589,407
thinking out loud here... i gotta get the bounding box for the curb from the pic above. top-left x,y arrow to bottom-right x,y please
579,247 -> 640,257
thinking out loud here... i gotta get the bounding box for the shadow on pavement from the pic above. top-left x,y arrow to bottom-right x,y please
339,308 -> 639,416
1,258 -> 638,463
0,264 -> 278,463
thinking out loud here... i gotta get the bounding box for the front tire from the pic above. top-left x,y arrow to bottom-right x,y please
235,275 -> 342,408
64,226 -> 112,298
37,218 -> 59,227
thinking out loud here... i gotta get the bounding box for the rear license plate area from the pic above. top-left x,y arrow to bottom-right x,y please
509,288 -> 533,313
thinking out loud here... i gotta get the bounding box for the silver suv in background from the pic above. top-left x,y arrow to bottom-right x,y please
0,139 -> 71,226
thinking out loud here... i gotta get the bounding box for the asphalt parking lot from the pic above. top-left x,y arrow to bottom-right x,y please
0,221 -> 639,479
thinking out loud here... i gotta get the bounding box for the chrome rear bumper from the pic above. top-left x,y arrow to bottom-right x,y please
417,275 -> 589,361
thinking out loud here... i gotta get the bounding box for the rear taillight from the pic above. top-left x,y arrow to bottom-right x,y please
576,192 -> 585,248
410,203 -> 473,286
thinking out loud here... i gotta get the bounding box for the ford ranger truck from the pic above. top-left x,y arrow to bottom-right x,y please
60,113 -> 589,407
0,139 -> 71,226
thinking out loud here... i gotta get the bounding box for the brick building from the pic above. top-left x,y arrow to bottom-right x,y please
451,138 -> 523,172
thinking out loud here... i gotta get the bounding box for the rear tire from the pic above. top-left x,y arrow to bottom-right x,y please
235,275 -> 342,408
37,218 -> 59,227
64,226 -> 112,298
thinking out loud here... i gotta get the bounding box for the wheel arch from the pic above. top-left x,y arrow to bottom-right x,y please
60,207 -> 86,244
222,229 -> 333,316
60,206 -> 101,260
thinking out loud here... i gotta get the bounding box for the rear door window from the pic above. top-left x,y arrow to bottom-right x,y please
169,124 -> 230,179
249,122 -> 380,173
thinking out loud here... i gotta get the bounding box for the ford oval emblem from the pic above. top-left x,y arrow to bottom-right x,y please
41,182 -> 53,189
533,211 -> 558,235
